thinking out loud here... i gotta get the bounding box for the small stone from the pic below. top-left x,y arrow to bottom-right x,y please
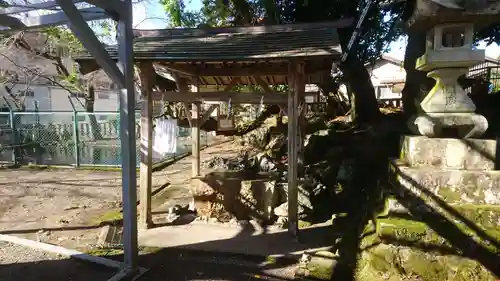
275,216 -> 288,227
299,253 -> 312,267
237,220 -> 250,227
273,202 -> 305,217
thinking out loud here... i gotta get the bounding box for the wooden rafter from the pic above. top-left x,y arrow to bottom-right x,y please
253,76 -> 273,93
152,91 -> 288,104
161,63 -> 332,77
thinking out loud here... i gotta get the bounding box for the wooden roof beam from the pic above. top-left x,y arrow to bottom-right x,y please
253,76 -> 273,93
161,63 -> 332,77
152,91 -> 288,104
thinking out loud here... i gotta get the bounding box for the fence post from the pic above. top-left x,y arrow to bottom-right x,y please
3,97 -> 16,165
68,96 -> 80,167
9,109 -> 16,165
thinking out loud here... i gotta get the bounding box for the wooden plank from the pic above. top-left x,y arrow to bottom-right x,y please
253,76 -> 273,93
138,61 -> 155,230
200,104 -> 218,124
287,61 -> 305,238
182,102 -> 193,127
161,63 -> 332,77
151,91 -> 288,104
223,77 -> 241,91
172,74 -> 193,127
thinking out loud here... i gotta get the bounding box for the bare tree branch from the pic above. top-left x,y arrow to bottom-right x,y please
0,52 -> 80,96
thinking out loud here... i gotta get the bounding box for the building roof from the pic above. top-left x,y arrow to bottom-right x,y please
75,19 -> 351,63
75,19 -> 352,87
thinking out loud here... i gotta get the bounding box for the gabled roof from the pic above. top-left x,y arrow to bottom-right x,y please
75,19 -> 352,63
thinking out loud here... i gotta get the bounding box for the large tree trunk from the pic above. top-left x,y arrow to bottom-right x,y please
337,28 -> 381,124
85,86 -> 103,141
401,32 -> 435,121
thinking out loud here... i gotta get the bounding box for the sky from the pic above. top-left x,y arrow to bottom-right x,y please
133,0 -> 500,59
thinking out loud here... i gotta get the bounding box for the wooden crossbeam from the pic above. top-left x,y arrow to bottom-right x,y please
253,76 -> 273,93
155,91 -> 288,104
200,104 -> 218,124
0,7 -> 109,32
162,63 -> 332,77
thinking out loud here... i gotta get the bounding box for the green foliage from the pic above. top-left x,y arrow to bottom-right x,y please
160,0 -> 203,27
42,26 -> 83,56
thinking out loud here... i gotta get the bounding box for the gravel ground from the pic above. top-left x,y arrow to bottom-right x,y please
0,241 -> 296,281
0,241 -> 117,281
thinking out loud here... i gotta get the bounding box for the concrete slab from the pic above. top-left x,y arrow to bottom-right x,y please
138,221 -> 334,258
400,135 -> 496,171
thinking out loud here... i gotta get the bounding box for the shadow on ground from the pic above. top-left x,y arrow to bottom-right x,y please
2,124 -> 500,281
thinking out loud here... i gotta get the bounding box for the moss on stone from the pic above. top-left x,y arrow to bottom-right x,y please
403,250 -> 448,281
437,187 -> 462,203
356,243 -> 498,281
304,256 -> 336,280
452,204 -> 500,229
298,220 -> 313,229
377,218 -> 431,242
376,218 -> 500,254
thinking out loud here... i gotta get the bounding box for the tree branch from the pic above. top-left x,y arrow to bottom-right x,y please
0,52 -> 80,97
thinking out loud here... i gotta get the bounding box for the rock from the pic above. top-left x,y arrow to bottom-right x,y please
279,183 -> 313,211
275,216 -> 288,228
337,160 -> 355,181
273,202 -> 305,217
238,220 -> 250,227
258,155 -> 276,172
299,253 -> 312,267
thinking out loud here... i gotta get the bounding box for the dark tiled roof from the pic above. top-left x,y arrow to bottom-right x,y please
75,19 -> 352,62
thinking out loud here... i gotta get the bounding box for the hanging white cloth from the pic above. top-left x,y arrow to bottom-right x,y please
153,118 -> 178,155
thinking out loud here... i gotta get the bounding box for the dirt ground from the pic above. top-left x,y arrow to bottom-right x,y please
0,140 -> 299,281
0,140 -> 242,251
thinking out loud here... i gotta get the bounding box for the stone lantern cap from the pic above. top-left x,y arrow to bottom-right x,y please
416,23 -> 485,71
406,0 -> 500,32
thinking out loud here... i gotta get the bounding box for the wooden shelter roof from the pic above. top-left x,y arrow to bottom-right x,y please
75,19 -> 352,86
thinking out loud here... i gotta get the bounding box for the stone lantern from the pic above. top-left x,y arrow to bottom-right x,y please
406,0 -> 500,138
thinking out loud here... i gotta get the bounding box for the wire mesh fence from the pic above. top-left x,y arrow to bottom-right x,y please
0,110 -> 211,168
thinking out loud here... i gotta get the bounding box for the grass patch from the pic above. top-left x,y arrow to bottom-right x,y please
93,210 -> 123,226
86,248 -> 124,257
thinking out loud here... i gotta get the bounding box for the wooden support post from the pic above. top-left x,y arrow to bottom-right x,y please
286,61 -> 306,238
191,78 -> 201,177
174,74 -> 201,177
287,62 -> 299,238
138,61 -> 155,230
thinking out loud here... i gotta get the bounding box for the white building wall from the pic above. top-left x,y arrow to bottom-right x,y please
368,60 -> 405,100
368,61 -> 406,87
